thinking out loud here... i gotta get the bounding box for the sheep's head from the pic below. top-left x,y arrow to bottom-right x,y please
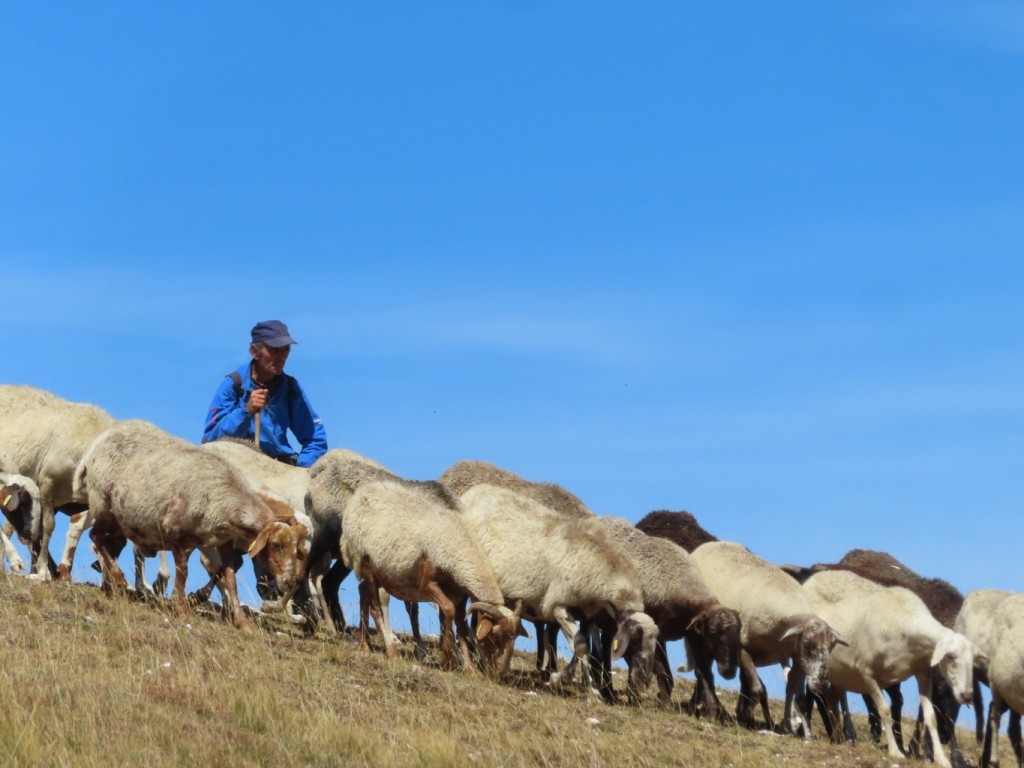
0,482 -> 40,543
687,605 -> 742,680
932,631 -> 979,705
248,520 -> 309,599
612,611 -> 659,692
782,617 -> 847,697
469,599 -> 526,677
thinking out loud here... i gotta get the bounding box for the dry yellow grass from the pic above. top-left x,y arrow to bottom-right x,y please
0,574 -> 985,767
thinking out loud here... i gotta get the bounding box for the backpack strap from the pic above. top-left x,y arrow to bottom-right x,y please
228,370 -> 243,397
201,370 -> 246,445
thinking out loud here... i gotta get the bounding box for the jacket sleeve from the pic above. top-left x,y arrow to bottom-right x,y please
203,376 -> 252,443
287,378 -> 328,468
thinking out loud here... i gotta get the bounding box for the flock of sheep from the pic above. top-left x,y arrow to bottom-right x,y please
0,383 -> 1021,768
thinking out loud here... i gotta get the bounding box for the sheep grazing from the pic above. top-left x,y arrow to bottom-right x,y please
593,516 -> 741,714
691,541 -> 846,736
74,420 -> 309,630
0,454 -> 42,574
302,448 -> 420,651
0,485 -> 28,573
780,548 -> 969,764
954,590 -> 1024,768
0,385 -> 114,579
438,459 -> 594,679
803,569 -> 979,768
635,509 -> 719,553
453,483 -> 659,694
200,439 -> 315,618
332,471 -> 523,675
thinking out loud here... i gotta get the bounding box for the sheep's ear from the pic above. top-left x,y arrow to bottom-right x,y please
686,611 -> 707,636
292,522 -> 309,540
930,645 -> 953,668
831,629 -> 849,648
611,619 -> 634,662
476,616 -> 495,642
779,625 -> 802,642
248,526 -> 274,558
1,488 -> 20,513
930,646 -> 943,667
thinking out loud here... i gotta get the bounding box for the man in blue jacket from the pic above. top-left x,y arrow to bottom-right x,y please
203,320 -> 328,467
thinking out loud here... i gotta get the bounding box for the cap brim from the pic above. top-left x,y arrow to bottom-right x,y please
263,335 -> 297,347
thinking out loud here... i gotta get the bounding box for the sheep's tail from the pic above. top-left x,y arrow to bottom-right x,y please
71,458 -> 89,497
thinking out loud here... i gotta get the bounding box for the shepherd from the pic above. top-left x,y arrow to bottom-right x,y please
203,320 -> 328,467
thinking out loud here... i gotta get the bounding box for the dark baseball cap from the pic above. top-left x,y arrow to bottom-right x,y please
251,320 -> 298,347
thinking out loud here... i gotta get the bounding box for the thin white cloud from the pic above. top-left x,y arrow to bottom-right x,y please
293,302 -> 665,367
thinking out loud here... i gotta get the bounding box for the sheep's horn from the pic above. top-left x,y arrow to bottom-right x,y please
468,602 -> 505,621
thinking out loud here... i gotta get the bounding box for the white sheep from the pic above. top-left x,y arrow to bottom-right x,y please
954,589 -> 1024,768
0,452 -> 42,575
0,385 -> 114,579
199,439 -> 314,619
439,459 -> 595,681
803,569 -> 979,768
335,472 -> 524,674
594,516 -> 741,713
454,483 -> 659,693
691,541 -> 846,736
0,489 -> 26,573
74,420 -> 309,630
302,448 -> 418,651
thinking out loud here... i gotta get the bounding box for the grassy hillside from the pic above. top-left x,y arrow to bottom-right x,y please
0,574 -> 984,767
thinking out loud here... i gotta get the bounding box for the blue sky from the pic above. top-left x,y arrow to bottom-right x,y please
2,2 -> 1022,697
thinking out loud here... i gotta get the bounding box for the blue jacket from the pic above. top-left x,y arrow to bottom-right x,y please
203,363 -> 328,468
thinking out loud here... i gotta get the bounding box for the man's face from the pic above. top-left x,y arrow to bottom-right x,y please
251,342 -> 290,380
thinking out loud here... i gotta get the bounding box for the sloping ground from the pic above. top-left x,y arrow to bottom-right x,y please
0,574 -> 984,767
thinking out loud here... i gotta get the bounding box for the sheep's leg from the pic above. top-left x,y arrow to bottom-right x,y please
1008,710 -> 1022,767
214,543 -> 250,631
736,650 -> 772,730
452,597 -> 480,674
374,589 -> 402,648
0,524 -> 23,573
132,545 -> 148,595
975,679 -> 987,744
865,678 -> 902,762
549,606 -> 588,687
31,486 -> 56,581
152,551 -> 170,597
928,671 -> 968,768
189,547 -> 220,604
88,516 -> 127,595
915,669 -> 951,768
863,692 -> 883,743
356,579 -> 375,653
591,623 -> 615,703
171,547 -> 191,618
652,638 -> 673,709
783,665 -> 810,738
984,691 -> 1003,768
321,558 -> 351,633
306,553 -> 331,632
56,509 -> 91,581
532,621 -> 559,680
821,687 -> 850,744
406,600 -> 429,661
423,581 -> 457,669
690,643 -> 730,722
